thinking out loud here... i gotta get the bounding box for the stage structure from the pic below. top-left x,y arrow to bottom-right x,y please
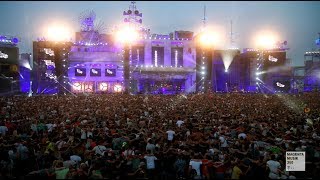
212,50 -> 241,92
0,35 -> 20,94
32,41 -> 73,94
302,33 -> 320,92
67,2 -> 197,95
67,10 -> 124,94
304,52 -> 320,91
19,53 -> 32,93
31,1 -> 295,95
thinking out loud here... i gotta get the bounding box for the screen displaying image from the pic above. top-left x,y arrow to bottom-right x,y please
105,68 -> 116,77
0,47 -> 19,64
75,68 -> 86,76
90,68 -> 101,76
263,51 -> 286,69
273,80 -> 291,92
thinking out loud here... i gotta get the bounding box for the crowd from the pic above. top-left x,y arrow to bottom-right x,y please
0,92 -> 319,179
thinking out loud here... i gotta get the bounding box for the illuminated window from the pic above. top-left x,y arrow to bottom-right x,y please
72,82 -> 82,92
175,50 -> 178,67
99,82 -> 108,91
114,84 -> 123,92
155,50 -> 158,67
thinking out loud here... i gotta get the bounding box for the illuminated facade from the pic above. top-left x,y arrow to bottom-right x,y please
30,2 -> 299,95
68,32 -> 124,93
32,41 -> 72,94
67,30 -> 196,94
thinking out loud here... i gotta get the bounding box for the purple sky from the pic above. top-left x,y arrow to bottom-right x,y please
0,1 -> 319,66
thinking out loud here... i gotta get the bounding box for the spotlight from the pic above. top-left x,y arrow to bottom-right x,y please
225,69 -> 228,73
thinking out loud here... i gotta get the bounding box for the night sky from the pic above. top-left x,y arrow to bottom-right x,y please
0,1 -> 319,66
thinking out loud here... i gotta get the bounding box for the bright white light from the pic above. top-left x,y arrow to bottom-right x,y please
115,26 -> 139,44
154,50 -> 158,67
199,31 -> 219,47
175,50 -> 178,67
44,49 -> 54,56
47,24 -> 72,42
221,50 -> 237,73
201,71 -> 205,75
225,69 -> 228,73
99,82 -> 108,91
0,51 -> 8,59
72,82 -> 82,91
114,84 -> 122,92
255,31 -> 278,49
201,66 -> 205,70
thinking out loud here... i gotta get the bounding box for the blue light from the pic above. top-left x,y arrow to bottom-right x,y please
12,37 -> 19,44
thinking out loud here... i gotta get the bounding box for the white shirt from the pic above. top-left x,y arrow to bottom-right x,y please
81,129 -> 87,140
238,133 -> 247,139
0,126 -> 8,135
219,136 -> 228,147
56,140 -> 67,150
189,160 -> 202,176
92,145 -> 107,156
87,131 -> 93,138
70,155 -> 82,163
144,155 -> 157,169
46,124 -> 54,132
166,130 -> 175,141
176,120 -> 184,128
267,160 -> 281,179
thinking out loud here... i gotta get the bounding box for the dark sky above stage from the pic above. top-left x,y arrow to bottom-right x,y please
0,1 -> 319,66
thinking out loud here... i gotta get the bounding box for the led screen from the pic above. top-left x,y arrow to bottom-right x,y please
90,68 -> 101,76
75,68 -> 86,76
105,69 -> 116,77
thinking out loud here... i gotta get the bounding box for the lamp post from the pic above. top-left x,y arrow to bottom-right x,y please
115,26 -> 139,94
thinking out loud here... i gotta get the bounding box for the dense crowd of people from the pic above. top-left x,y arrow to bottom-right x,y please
0,92 -> 319,179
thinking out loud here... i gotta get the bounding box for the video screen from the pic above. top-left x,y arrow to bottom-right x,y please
90,68 -> 101,77
263,51 -> 286,69
75,68 -> 86,76
273,80 -> 291,92
105,68 -> 116,77
0,46 -> 19,64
